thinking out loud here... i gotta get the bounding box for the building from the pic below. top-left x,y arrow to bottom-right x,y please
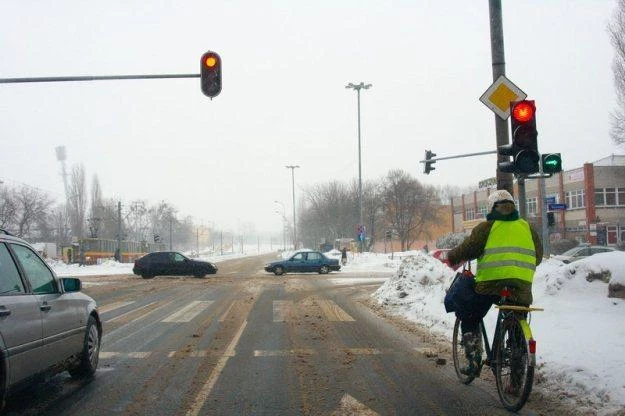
451,155 -> 625,246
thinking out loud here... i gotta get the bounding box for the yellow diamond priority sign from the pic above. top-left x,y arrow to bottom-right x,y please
479,75 -> 527,120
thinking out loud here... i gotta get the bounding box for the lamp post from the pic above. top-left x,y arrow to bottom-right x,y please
274,200 -> 287,251
285,165 -> 300,250
345,82 -> 372,252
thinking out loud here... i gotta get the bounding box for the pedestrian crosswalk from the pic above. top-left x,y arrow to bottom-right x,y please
99,296 -> 365,360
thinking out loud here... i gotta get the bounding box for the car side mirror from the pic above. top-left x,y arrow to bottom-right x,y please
61,277 -> 82,292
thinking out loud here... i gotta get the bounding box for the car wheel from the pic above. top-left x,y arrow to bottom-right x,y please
69,315 -> 100,379
142,274 -> 154,279
319,265 -> 330,274
274,266 -> 285,276
194,273 -> 206,278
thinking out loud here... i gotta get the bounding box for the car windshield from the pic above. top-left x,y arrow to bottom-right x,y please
560,247 -> 583,256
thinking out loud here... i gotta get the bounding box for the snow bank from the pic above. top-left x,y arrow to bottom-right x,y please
372,250 -> 625,414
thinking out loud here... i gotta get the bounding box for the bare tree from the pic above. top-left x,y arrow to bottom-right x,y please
126,201 -> 150,242
12,185 -> 54,238
609,0 -> 625,146
67,164 -> 87,239
0,186 -> 17,230
381,169 -> 439,251
87,174 -> 103,238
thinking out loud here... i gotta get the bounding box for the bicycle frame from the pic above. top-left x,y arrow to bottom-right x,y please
480,305 -> 542,371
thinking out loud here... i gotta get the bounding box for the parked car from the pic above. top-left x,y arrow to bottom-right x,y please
264,251 -> 341,275
428,249 -> 464,270
552,245 -> 618,264
0,229 -> 101,407
133,251 -> 218,279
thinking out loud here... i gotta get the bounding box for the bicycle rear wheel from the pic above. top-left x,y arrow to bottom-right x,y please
494,314 -> 534,411
452,317 -> 483,385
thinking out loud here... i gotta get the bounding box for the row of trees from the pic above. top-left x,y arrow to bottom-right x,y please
297,169 -> 455,251
0,164 -> 201,252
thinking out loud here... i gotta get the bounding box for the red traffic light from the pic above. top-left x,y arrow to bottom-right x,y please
511,100 -> 535,123
200,51 -> 222,98
202,53 -> 220,69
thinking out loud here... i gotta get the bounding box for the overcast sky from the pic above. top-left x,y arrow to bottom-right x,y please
0,1 -> 621,234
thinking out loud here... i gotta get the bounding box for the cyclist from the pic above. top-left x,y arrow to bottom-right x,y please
447,190 -> 543,378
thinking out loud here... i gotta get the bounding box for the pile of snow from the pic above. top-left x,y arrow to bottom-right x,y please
372,251 -> 625,414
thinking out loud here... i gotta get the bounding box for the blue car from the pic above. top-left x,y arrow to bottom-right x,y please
264,251 -> 341,275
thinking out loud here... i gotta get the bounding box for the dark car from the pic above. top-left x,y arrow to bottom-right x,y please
0,229 -> 101,407
133,251 -> 218,279
264,251 -> 341,275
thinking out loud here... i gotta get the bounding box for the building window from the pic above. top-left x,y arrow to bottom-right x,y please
566,190 -> 585,209
478,205 -> 488,218
527,197 -> 537,216
465,207 -> 475,221
595,187 -> 624,206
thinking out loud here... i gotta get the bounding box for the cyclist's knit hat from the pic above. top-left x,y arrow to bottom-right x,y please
488,190 -> 515,211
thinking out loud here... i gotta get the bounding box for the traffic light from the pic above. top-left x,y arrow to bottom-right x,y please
424,150 -> 436,174
200,51 -> 222,98
542,153 -> 563,174
510,100 -> 539,174
547,212 -> 555,227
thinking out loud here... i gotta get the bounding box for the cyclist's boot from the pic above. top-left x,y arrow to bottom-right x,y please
460,332 -> 483,377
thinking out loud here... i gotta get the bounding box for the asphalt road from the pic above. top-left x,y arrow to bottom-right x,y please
4,254 -> 556,415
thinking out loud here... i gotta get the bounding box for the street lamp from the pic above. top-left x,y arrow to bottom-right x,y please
345,82 -> 372,252
274,200 -> 287,250
285,165 -> 300,250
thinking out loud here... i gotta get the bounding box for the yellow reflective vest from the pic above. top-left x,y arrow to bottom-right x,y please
476,219 -> 536,284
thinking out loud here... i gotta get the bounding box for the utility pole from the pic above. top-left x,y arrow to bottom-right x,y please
285,165 -> 300,250
489,0 -> 514,197
346,82 -> 372,252
117,201 -> 122,261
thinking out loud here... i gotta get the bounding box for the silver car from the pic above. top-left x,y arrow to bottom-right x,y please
0,230 -> 102,407
552,245 -> 618,264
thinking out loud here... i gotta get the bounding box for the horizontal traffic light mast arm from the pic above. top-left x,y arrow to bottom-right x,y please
0,74 -> 200,83
419,149 -> 496,164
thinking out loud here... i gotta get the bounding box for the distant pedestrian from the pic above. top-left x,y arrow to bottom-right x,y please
341,247 -> 348,266
79,249 -> 86,267
114,248 -> 121,262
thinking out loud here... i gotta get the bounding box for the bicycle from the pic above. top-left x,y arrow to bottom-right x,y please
451,288 -> 543,412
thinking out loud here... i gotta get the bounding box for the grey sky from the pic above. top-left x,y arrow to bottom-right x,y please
0,1 -> 620,233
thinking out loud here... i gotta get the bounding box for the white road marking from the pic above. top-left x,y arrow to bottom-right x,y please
105,301 -> 158,323
186,320 -> 248,416
253,349 -> 315,357
218,301 -> 236,322
99,301 -> 135,314
100,351 -> 151,359
162,301 -> 214,323
317,299 -> 355,322
331,394 -> 380,416
273,300 -> 294,322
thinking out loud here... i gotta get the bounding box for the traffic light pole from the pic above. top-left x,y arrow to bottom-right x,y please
488,0 -> 514,196
0,74 -> 199,84
419,149 -> 497,165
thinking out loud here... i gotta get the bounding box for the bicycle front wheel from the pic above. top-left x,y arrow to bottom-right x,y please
452,317 -> 483,385
494,314 -> 534,412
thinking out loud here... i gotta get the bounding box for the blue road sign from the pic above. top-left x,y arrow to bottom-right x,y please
548,203 -> 567,210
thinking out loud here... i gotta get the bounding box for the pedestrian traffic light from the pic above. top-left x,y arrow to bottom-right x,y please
542,153 -> 563,174
200,51 -> 222,98
547,211 -> 555,227
424,150 -> 436,174
509,100 -> 539,174
497,141 -> 517,173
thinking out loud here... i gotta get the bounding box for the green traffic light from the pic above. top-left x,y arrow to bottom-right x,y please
542,153 -> 562,173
